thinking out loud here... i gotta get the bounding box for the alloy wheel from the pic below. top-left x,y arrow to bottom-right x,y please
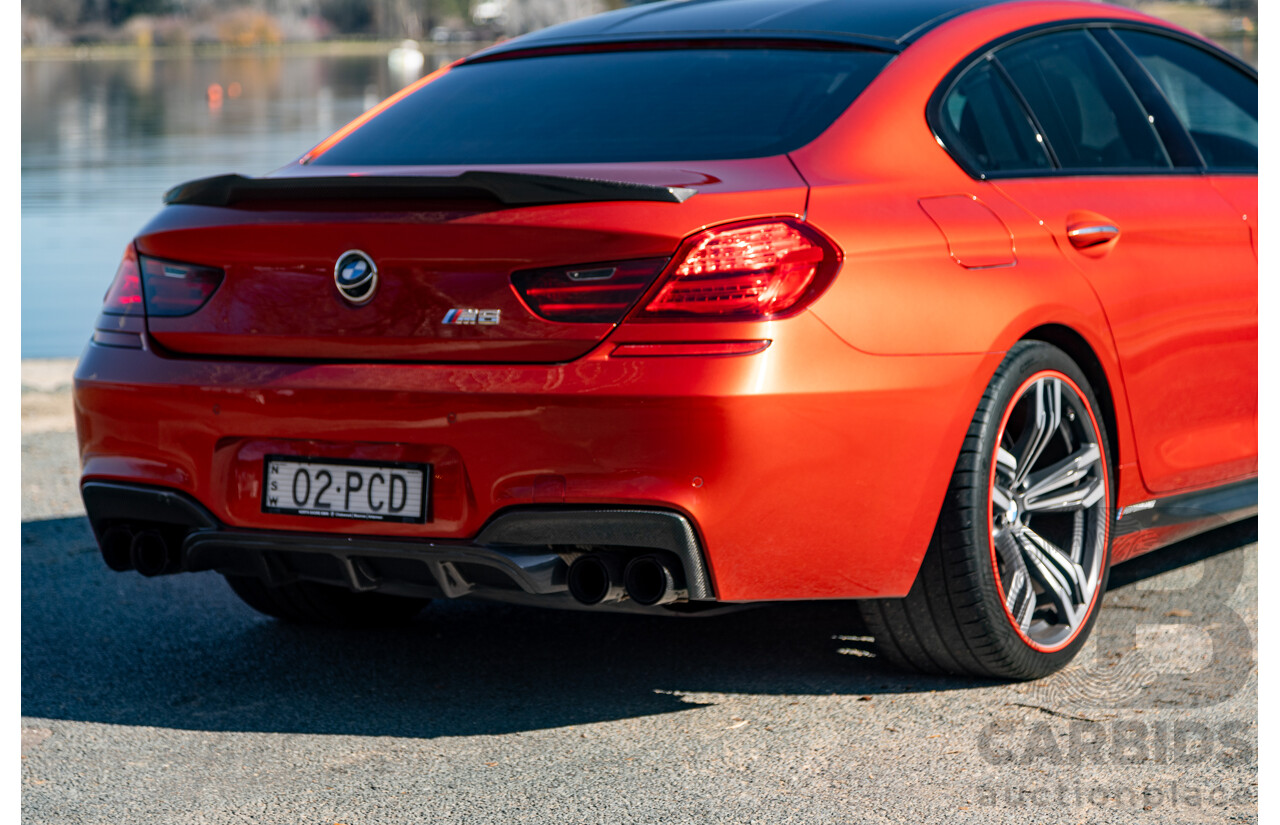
989,372 -> 1109,651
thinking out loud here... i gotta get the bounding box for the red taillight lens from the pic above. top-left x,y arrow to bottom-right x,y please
512,257 -> 669,323
102,246 -> 144,315
139,255 -> 223,317
639,220 -> 838,319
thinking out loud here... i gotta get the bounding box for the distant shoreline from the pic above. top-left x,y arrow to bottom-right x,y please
21,39 -> 494,62
22,358 -> 78,436
21,30 -> 1255,64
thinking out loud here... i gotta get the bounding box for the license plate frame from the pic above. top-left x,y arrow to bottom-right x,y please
261,455 -> 430,524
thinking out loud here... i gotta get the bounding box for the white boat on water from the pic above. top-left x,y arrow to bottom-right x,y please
388,39 -> 425,75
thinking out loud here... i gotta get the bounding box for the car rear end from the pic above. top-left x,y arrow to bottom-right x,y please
74,37 -> 984,609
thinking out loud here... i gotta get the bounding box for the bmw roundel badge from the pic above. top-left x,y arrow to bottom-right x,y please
334,250 -> 378,305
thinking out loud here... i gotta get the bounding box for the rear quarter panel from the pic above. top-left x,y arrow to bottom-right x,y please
789,1 -> 1158,509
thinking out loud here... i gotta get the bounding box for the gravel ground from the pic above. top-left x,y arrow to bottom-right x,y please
22,359 -> 1258,823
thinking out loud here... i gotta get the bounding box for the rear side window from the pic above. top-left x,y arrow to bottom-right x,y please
1115,30 -> 1257,170
938,58 -> 1052,174
997,31 -> 1170,170
311,47 -> 892,165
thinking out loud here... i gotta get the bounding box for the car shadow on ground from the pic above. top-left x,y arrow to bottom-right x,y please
21,514 -> 1256,738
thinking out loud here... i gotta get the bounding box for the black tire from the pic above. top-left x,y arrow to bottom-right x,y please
224,574 -> 429,628
860,341 -> 1115,680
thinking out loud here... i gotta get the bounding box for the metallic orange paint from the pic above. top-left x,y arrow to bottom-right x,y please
74,0 -> 1257,603
992,176 -> 1257,493
917,195 -> 1017,269
75,315 -> 1002,600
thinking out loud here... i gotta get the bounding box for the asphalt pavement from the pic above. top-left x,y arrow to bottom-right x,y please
22,366 -> 1258,824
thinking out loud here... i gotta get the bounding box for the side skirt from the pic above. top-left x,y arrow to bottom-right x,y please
1112,477 -> 1258,564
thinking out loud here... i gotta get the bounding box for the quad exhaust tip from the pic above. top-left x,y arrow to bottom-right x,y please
623,554 -> 682,606
566,552 -> 688,607
99,526 -> 136,572
99,524 -> 181,576
566,553 -> 626,605
130,529 -> 178,577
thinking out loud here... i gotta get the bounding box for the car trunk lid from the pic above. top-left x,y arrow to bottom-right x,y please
136,159 -> 808,363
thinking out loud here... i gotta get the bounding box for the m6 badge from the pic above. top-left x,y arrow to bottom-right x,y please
443,308 -> 501,325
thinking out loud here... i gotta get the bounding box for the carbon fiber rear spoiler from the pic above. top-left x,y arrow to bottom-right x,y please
163,172 -> 698,208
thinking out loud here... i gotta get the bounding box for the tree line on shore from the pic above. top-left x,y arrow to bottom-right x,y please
20,0 -> 1256,49
22,0 -> 624,47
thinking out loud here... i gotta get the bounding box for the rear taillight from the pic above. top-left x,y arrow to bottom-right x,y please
139,255 -> 223,317
103,248 -> 223,317
102,246 -> 144,315
638,220 -> 839,319
512,257 -> 668,323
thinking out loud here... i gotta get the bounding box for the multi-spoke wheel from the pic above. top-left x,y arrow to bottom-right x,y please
860,341 -> 1114,679
991,372 -> 1108,651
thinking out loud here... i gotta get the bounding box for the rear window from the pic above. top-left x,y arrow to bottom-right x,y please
310,46 -> 892,165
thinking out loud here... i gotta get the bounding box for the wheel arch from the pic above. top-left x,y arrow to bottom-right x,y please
1018,323 -> 1126,492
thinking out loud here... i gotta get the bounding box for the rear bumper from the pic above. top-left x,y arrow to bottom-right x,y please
73,317 -> 1001,600
82,480 -> 714,611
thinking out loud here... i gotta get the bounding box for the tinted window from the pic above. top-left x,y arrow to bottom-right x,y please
998,31 -> 1170,170
1116,30 -> 1257,170
939,58 -> 1052,174
311,48 -> 891,165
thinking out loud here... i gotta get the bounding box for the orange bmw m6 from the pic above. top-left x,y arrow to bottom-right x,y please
75,0 -> 1257,678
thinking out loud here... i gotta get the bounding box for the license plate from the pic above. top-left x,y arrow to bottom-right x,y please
262,456 -> 429,523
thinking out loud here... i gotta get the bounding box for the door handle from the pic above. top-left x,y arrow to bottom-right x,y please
1066,221 -> 1120,250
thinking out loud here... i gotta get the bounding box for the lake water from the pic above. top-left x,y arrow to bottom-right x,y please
20,37 -> 1256,358
20,50 -> 467,358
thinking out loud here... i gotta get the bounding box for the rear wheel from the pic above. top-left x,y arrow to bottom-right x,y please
860,341 -> 1113,680
224,575 -> 430,628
